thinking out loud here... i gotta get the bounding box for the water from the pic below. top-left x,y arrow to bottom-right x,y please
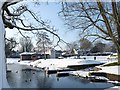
7,58 -> 114,89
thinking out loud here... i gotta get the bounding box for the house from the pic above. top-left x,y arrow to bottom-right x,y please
62,49 -> 78,57
20,52 -> 37,61
20,51 -> 52,61
51,49 -> 63,58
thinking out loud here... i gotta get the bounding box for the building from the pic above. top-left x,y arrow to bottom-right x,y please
20,51 -> 51,61
62,49 -> 78,57
51,49 -> 63,58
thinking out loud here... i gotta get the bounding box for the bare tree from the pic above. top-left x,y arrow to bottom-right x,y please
36,31 -> 52,59
2,0 -> 62,46
19,37 -> 33,52
60,1 -> 120,62
80,38 -> 92,51
5,37 -> 17,57
90,41 -> 106,53
65,41 -> 79,50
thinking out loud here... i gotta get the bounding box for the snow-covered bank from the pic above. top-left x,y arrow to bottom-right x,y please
11,55 -> 118,73
69,66 -> 120,84
80,56 -> 113,63
105,86 -> 120,90
97,66 -> 120,75
88,65 -> 120,84
70,70 -> 90,78
30,59 -> 103,69
7,58 -> 20,64
7,56 -> 118,74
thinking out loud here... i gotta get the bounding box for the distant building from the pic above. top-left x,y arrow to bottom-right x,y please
20,52 -> 37,61
20,52 -> 50,61
62,49 -> 78,57
20,48 -> 63,61
33,47 -> 51,59
34,47 -> 63,59
50,49 -> 63,58
55,50 -> 63,58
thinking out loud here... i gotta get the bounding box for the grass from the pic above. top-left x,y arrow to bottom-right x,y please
103,62 -> 120,66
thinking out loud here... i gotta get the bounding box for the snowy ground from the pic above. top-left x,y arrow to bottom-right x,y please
105,86 -> 120,90
97,66 -> 120,75
6,57 -> 119,76
70,70 -> 90,77
29,59 -> 103,70
7,56 -> 118,71
69,66 -> 120,80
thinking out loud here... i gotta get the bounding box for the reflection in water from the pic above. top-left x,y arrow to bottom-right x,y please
7,64 -> 114,89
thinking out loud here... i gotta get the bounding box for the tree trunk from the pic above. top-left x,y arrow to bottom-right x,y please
0,2 -> 10,89
112,1 -> 120,46
118,51 -> 120,63
116,25 -> 120,63
116,46 -> 120,63
114,41 -> 120,63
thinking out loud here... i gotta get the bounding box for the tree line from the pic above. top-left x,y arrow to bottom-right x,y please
5,36 -> 116,57
5,31 -> 52,57
65,38 -> 116,55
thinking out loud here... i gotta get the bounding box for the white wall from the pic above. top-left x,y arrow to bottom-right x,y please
50,49 -> 56,58
0,1 -> 10,89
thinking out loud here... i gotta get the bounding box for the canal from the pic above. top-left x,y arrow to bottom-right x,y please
6,59 -> 115,89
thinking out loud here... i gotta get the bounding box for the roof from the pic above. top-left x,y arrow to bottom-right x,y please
20,52 -> 36,55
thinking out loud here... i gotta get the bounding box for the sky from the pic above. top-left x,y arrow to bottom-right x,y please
5,2 -> 80,50
5,1 -> 114,50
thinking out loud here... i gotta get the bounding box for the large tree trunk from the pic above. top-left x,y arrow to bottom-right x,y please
114,41 -> 120,63
117,27 -> 120,62
0,1 -> 10,89
116,45 -> 120,63
110,1 -> 120,63
116,24 -> 120,63
118,51 -> 120,63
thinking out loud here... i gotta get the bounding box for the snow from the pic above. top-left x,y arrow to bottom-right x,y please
92,76 -> 109,80
7,58 -> 20,64
7,56 -> 119,75
80,56 -> 109,60
0,2 -> 10,89
18,57 -> 117,72
29,57 -> 117,70
7,56 -> 117,72
97,66 -> 120,75
18,61 -> 32,65
34,59 -> 102,70
70,70 -> 90,77
30,59 -> 45,67
20,52 -> 36,55
105,86 -> 120,90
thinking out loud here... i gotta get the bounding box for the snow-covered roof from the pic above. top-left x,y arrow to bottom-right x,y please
20,52 -> 36,55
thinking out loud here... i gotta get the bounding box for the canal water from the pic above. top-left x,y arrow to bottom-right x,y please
7,58 -> 114,89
